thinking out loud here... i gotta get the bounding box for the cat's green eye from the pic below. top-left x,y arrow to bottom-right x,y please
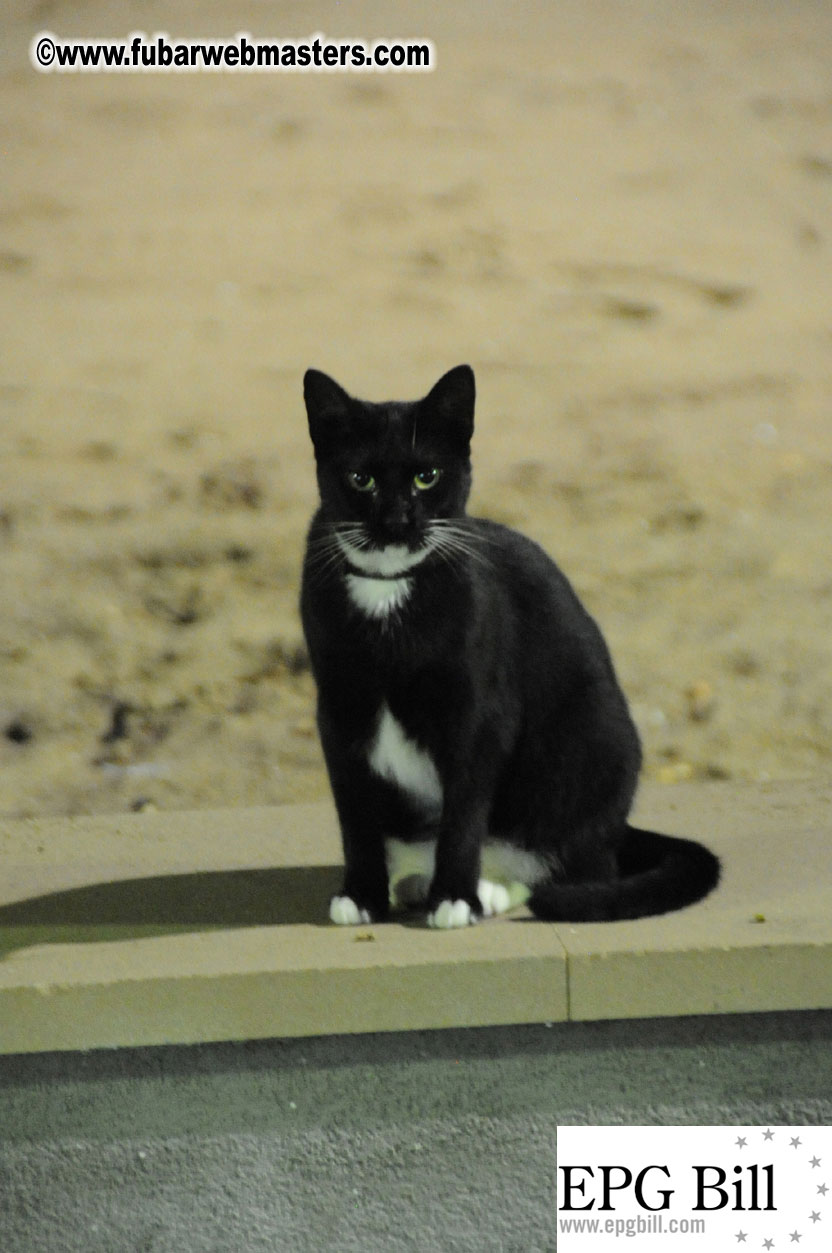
413,468 -> 442,491
347,471 -> 376,493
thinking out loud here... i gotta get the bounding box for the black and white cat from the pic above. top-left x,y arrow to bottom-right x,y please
300,365 -> 720,928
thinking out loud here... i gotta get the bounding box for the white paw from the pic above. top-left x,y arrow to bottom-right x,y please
477,878 -> 511,918
427,899 -> 478,929
330,895 -> 371,925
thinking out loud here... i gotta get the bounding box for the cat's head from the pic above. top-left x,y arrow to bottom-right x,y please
303,365 -> 475,559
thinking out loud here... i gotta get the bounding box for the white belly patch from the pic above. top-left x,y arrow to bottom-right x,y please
368,704 -> 442,817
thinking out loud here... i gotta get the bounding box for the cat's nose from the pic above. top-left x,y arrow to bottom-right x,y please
381,502 -> 411,539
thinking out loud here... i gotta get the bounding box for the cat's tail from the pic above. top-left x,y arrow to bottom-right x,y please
527,827 -> 720,922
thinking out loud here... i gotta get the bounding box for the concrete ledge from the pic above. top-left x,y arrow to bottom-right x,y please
0,780 -> 830,1053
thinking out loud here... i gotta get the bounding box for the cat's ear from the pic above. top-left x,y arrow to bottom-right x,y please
422,364 -> 475,446
303,369 -> 351,451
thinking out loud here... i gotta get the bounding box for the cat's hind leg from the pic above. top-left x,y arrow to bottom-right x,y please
477,878 -> 530,917
475,841 -> 540,916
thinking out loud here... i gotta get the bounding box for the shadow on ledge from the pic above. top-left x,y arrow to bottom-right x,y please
0,864 -> 344,958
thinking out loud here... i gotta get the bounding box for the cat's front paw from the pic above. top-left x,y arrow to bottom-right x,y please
329,895 -> 373,925
427,898 -> 481,929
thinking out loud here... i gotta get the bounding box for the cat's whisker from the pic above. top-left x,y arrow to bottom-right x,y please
331,525 -> 373,553
427,530 -> 469,559
427,521 -> 493,571
330,524 -> 368,543
305,531 -> 358,584
307,532 -> 347,558
309,526 -> 368,560
309,520 -> 492,585
430,540 -> 483,577
308,545 -> 344,572
305,554 -> 347,588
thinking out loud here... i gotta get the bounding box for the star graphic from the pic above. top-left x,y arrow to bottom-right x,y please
818,1184 -> 829,1196
810,1156 -> 821,1168
810,1211 -> 821,1223
736,1136 -> 748,1148
735,1233 -> 747,1244
763,1242 -> 774,1251
790,1137 -> 802,1149
763,1129 -> 775,1141
789,1232 -> 802,1243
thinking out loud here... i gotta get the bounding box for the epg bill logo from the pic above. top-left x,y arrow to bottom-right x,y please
557,1127 -> 829,1250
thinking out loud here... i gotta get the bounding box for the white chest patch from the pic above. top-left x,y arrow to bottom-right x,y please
346,573 -> 412,619
368,704 -> 443,817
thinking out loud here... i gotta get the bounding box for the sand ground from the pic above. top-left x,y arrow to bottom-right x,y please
1,0 -> 831,819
